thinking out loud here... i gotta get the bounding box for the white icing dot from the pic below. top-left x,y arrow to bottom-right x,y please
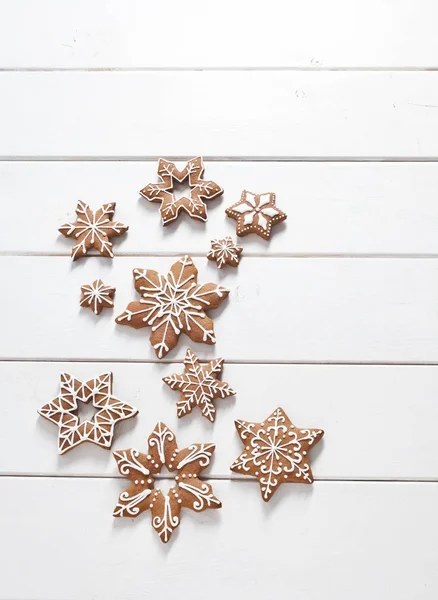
255,471 -> 259,476
246,446 -> 250,450
148,479 -> 152,484
178,499 -> 182,504
182,474 -> 186,478
134,480 -> 139,485
140,480 -> 145,485
303,451 -> 307,455
147,455 -> 151,460
284,474 -> 288,479
188,474 -> 192,478
149,503 -> 153,508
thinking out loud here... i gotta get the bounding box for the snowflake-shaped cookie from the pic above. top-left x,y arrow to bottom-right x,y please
113,422 -> 221,543
38,373 -> 138,454
163,348 -> 236,422
230,407 -> 324,501
225,191 -> 287,240
80,279 -> 116,315
116,255 -> 229,359
139,157 -> 223,225
207,236 -> 243,269
59,201 -> 128,260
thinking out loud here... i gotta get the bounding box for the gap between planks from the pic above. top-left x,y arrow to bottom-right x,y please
4,156 -> 438,163
1,67 -> 438,73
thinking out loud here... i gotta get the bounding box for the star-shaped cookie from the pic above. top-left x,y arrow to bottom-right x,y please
59,201 -> 128,260
116,255 -> 229,359
225,191 -> 287,240
38,372 -> 138,454
139,157 -> 223,225
80,279 -> 116,315
113,422 -> 221,543
230,407 -> 324,501
163,348 -> 236,422
207,236 -> 243,269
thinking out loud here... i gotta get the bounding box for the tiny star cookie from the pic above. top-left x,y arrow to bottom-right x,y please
225,191 -> 287,240
116,255 -> 229,359
59,201 -> 128,260
230,407 -> 324,501
207,236 -> 243,269
113,421 -> 221,543
80,279 -> 116,315
139,157 -> 223,225
38,372 -> 138,454
163,348 -> 236,422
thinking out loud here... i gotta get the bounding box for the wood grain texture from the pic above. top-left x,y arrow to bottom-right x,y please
2,72 -> 438,158
2,361 -> 438,479
2,255 -> 438,363
1,0 -> 437,68
1,477 -> 437,600
3,161 -> 438,256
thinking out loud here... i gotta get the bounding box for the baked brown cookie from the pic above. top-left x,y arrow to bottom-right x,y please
59,201 -> 128,260
80,279 -> 116,315
38,372 -> 138,454
207,236 -> 243,269
139,157 -> 223,225
230,407 -> 324,501
225,191 -> 287,240
163,348 -> 236,422
116,255 -> 229,359
113,422 -> 221,543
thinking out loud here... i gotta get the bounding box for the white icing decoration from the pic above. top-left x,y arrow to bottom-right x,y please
226,191 -> 286,237
178,481 -> 221,511
113,449 -> 150,477
152,495 -> 180,543
207,236 -> 243,269
80,279 -> 115,315
148,422 -> 175,464
113,488 -> 152,517
176,443 -> 215,470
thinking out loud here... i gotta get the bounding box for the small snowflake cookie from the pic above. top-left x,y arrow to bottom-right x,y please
225,191 -> 287,240
230,407 -> 324,501
207,236 -> 243,269
59,201 -> 128,260
38,373 -> 138,454
163,348 -> 236,422
116,255 -> 229,359
139,157 -> 223,225
80,279 -> 115,315
113,422 -> 222,543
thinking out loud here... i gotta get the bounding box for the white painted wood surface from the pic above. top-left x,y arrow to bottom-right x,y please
1,0 -> 438,69
1,2 -> 438,598
2,72 -> 438,158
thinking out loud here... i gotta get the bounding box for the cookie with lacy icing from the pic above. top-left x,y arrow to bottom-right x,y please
207,236 -> 243,269
225,191 -> 286,240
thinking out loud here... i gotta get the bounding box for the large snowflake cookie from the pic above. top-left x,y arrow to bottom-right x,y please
59,201 -> 128,260
225,191 -> 287,240
80,279 -> 116,315
116,255 -> 229,359
207,236 -> 243,269
230,407 -> 324,501
163,348 -> 236,422
113,422 -> 221,543
139,157 -> 223,225
38,373 -> 138,454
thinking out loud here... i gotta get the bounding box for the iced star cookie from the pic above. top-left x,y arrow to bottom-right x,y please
113,422 -> 221,543
139,157 -> 223,225
59,201 -> 128,260
225,191 -> 287,240
38,373 -> 138,454
207,236 -> 243,269
230,407 -> 324,501
116,255 -> 229,359
163,348 -> 236,422
80,279 -> 116,315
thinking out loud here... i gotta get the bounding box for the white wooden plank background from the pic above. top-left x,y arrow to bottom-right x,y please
1,2 -> 438,598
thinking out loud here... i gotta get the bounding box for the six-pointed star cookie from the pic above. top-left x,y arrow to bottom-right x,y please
115,255 -> 229,359
113,421 -> 222,543
80,279 -> 116,315
59,201 -> 128,260
225,191 -> 287,240
163,348 -> 236,422
207,236 -> 243,269
139,157 -> 223,225
230,407 -> 324,501
38,372 -> 138,454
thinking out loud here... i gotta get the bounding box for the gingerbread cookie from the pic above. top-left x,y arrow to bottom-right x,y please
163,348 -> 236,422
59,201 -> 128,260
116,255 -> 229,359
230,407 -> 323,501
207,236 -> 243,269
225,191 -> 287,240
139,157 -> 223,225
113,422 -> 221,543
80,279 -> 116,315
38,372 -> 138,454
